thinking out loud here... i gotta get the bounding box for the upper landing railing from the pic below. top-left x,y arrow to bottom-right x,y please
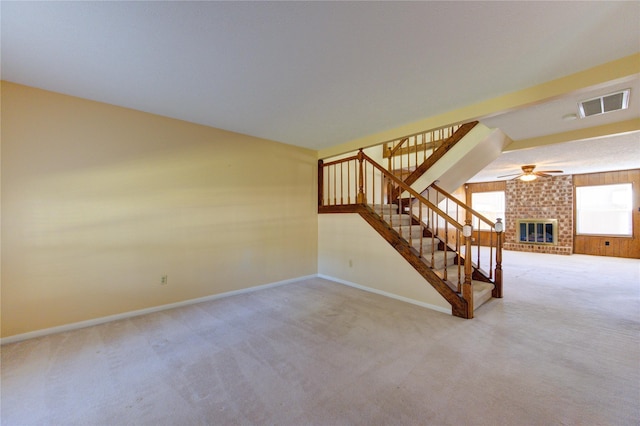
383,124 -> 462,182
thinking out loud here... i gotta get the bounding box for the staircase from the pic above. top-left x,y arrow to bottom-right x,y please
318,122 -> 505,319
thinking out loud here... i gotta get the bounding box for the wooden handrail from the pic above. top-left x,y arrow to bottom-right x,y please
393,122 -> 479,194
382,124 -> 466,204
429,182 -> 503,286
382,124 -> 462,159
388,137 -> 410,156
317,149 -> 462,224
322,154 -> 359,168
430,183 -> 495,228
361,151 -> 463,231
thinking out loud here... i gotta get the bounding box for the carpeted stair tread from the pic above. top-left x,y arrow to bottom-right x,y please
472,281 -> 494,310
420,250 -> 456,270
382,214 -> 412,226
437,278 -> 494,310
433,264 -> 470,282
369,204 -> 398,214
410,237 -> 440,253
393,225 -> 424,240
460,256 -> 487,276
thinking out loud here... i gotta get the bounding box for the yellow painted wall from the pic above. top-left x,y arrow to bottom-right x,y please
1,82 -> 318,338
318,214 -> 450,312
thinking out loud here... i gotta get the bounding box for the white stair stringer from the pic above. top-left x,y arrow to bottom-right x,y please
402,123 -> 512,196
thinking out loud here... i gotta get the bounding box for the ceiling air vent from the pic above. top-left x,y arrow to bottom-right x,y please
578,89 -> 630,118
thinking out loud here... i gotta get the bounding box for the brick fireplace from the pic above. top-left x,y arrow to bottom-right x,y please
504,175 -> 573,255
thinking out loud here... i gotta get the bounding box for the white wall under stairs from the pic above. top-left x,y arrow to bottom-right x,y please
318,214 -> 451,314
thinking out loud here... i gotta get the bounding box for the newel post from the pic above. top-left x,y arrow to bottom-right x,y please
387,151 -> 393,204
494,218 -> 504,298
318,159 -> 324,208
357,149 -> 366,204
462,220 -> 474,318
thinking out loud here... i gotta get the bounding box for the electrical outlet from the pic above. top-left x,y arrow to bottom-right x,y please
161,275 -> 168,285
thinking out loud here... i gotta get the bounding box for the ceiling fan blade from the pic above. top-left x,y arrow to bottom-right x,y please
497,165 -> 564,180
533,171 -> 564,177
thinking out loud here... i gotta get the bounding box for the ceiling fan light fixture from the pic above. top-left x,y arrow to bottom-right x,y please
497,164 -> 563,181
519,174 -> 537,182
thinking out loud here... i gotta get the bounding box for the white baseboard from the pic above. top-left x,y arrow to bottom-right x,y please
318,274 -> 451,315
1,275 -> 316,345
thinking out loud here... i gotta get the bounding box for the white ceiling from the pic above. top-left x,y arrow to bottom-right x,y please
2,1 -> 639,179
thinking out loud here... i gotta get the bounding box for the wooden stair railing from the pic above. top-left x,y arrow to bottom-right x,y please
379,120 -> 502,297
424,183 -> 503,298
319,150 -> 491,318
318,121 -> 478,208
383,124 -> 461,196
384,123 -> 464,162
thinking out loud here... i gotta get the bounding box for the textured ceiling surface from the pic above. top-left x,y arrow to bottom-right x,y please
468,131 -> 640,183
2,1 -> 639,150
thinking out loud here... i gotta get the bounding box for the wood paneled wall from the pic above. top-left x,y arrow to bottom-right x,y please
573,169 -> 640,259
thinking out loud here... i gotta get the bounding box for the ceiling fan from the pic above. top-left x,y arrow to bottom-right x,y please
497,165 -> 564,181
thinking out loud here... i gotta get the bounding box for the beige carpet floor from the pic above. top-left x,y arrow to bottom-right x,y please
1,251 -> 639,425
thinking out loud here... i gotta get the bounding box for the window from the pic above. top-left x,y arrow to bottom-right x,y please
471,191 -> 505,230
576,183 -> 633,236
